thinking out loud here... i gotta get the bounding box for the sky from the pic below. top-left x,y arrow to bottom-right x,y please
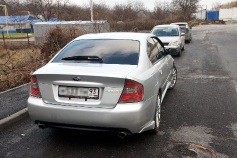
70,0 -> 236,10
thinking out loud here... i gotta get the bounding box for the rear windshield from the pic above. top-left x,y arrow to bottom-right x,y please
176,24 -> 187,29
52,39 -> 140,65
152,27 -> 179,36
177,24 -> 186,27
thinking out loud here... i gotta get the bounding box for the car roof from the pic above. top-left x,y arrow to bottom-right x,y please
74,32 -> 153,41
153,24 -> 179,28
171,22 -> 188,25
152,24 -> 179,30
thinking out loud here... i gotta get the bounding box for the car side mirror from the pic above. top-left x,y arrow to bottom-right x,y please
181,33 -> 185,36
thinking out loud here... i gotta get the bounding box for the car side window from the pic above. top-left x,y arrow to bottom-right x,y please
154,38 -> 165,60
147,37 -> 164,64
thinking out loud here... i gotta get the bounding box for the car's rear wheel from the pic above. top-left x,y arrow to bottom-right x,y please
181,45 -> 185,51
168,64 -> 177,90
186,36 -> 192,43
177,49 -> 181,56
150,92 -> 161,133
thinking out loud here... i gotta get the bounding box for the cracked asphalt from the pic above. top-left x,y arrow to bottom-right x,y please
0,24 -> 237,158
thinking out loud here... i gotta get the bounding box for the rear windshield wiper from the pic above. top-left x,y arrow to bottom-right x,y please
61,56 -> 103,63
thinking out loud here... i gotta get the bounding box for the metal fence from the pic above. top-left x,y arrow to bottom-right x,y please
1,32 -> 33,48
33,21 -> 110,45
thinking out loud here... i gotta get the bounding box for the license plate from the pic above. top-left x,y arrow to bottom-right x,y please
58,86 -> 99,99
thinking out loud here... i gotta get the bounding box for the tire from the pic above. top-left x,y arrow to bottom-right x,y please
150,92 -> 161,133
186,39 -> 191,43
181,45 -> 185,51
176,50 -> 181,57
168,64 -> 177,90
186,36 -> 191,43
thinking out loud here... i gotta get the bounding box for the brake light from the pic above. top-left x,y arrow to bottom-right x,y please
30,75 -> 41,98
119,80 -> 144,103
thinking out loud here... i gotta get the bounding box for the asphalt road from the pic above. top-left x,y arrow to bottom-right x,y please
1,24 -> 237,158
0,84 -> 29,120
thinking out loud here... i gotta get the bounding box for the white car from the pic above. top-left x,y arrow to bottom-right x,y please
151,24 -> 185,56
170,22 -> 192,43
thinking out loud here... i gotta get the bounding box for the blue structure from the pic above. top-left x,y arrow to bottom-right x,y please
206,11 -> 219,21
0,15 -> 42,33
49,18 -> 59,22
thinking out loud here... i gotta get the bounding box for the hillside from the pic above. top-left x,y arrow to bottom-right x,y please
221,1 -> 237,9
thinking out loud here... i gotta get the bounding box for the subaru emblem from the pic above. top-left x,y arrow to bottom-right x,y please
72,77 -> 81,81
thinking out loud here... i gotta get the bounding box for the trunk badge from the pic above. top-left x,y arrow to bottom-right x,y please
72,77 -> 81,81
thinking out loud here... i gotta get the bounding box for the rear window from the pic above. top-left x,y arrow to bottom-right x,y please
176,24 -> 188,29
52,39 -> 140,65
177,24 -> 186,27
152,27 -> 179,36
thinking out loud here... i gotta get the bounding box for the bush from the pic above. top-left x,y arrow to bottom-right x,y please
110,19 -> 180,32
0,27 -> 86,92
0,47 -> 43,92
40,27 -> 86,62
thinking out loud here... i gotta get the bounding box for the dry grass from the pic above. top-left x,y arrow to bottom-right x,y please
0,33 -> 34,39
0,46 -> 46,92
0,27 -> 85,92
1,48 -> 37,63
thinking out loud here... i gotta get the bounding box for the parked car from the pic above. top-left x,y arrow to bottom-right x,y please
151,24 -> 185,56
170,22 -> 192,43
27,32 -> 177,137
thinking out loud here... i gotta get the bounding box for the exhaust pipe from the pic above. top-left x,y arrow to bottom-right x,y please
118,132 -> 127,138
38,123 -> 45,129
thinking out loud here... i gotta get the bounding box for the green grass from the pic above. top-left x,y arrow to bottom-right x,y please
0,33 -> 34,39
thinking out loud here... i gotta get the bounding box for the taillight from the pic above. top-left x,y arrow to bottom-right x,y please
30,75 -> 41,98
119,80 -> 144,103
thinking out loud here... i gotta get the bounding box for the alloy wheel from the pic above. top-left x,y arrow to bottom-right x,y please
169,66 -> 177,89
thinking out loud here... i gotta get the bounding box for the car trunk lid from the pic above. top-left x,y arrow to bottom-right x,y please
34,63 -> 137,109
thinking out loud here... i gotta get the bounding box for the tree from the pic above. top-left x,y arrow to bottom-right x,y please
172,0 -> 200,21
1,0 -> 22,16
0,0 -> 7,16
23,0 -> 68,21
211,1 -> 221,11
25,0 -> 56,21
152,1 -> 172,20
59,4 -> 90,21
93,3 -> 111,21
132,1 -> 145,12
111,4 -> 138,22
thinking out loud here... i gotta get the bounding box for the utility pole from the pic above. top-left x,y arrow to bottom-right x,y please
57,0 -> 59,20
0,5 -> 9,34
90,0 -> 93,21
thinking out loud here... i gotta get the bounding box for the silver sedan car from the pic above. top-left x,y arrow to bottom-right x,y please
170,22 -> 192,43
151,24 -> 185,56
27,33 -> 177,137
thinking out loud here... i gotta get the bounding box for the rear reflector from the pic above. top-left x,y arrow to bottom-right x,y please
30,75 -> 41,98
119,80 -> 144,103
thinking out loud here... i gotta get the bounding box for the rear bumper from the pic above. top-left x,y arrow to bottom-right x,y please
27,97 -> 156,133
185,35 -> 189,40
185,34 -> 191,41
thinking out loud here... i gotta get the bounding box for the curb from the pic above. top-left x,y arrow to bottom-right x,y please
0,83 -> 30,95
0,108 -> 28,130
